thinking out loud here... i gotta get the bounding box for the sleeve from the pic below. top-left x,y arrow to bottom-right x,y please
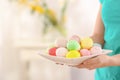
99,0 -> 104,4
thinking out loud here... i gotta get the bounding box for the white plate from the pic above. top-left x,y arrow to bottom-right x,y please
38,49 -> 112,65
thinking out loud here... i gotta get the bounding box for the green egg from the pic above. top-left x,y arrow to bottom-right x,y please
67,40 -> 81,50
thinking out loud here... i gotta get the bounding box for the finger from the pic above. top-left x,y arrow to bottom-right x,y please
83,57 -> 98,65
74,64 -> 87,68
73,62 -> 93,69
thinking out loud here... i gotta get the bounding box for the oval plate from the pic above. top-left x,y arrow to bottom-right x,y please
38,49 -> 112,65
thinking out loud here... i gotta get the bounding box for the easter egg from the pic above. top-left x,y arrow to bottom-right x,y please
80,37 -> 93,49
55,38 -> 67,47
70,35 -> 80,43
48,47 -> 57,56
67,40 -> 81,50
90,46 -> 102,54
56,47 -> 68,57
66,50 -> 81,58
80,49 -> 91,56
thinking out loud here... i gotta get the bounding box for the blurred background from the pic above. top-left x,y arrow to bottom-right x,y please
0,0 -> 100,80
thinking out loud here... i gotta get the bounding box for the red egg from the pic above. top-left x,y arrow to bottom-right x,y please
49,47 -> 57,56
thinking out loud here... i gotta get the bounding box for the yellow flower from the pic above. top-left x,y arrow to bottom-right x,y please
19,0 -> 27,4
47,10 -> 56,21
35,5 -> 44,14
28,4 -> 44,14
46,9 -> 58,25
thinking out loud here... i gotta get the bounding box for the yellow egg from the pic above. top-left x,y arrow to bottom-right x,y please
66,50 -> 81,59
80,37 -> 93,49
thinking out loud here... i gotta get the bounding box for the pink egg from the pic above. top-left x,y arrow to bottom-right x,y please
80,49 -> 91,56
90,46 -> 102,54
70,35 -> 80,43
56,47 -> 68,57
55,38 -> 67,47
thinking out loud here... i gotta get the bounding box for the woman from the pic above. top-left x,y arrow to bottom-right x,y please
74,0 -> 120,80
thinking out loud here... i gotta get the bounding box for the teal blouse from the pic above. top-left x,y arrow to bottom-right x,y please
95,0 -> 120,80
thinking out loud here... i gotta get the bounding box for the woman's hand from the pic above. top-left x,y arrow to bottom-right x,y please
73,54 -> 112,70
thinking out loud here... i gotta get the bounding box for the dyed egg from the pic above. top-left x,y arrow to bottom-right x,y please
48,47 -> 57,56
56,47 -> 68,57
55,38 -> 67,47
70,35 -> 80,43
67,40 -> 81,50
90,46 -> 102,54
80,37 -> 93,49
66,50 -> 81,59
80,49 -> 91,56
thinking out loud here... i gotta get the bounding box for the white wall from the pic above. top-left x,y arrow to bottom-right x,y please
0,1 -> 23,80
67,0 -> 99,37
0,0 -> 100,80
